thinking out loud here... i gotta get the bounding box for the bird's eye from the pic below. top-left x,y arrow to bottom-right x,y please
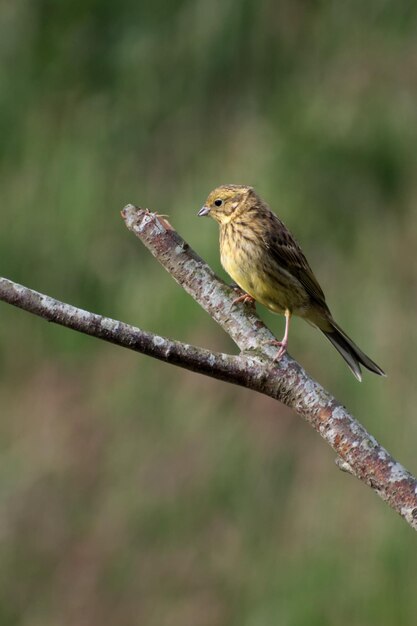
214,199 -> 223,207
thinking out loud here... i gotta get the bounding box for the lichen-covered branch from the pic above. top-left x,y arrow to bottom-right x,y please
122,205 -> 417,531
0,206 -> 416,532
0,277 -> 262,387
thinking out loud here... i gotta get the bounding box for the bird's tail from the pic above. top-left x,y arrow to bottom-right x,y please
321,319 -> 385,382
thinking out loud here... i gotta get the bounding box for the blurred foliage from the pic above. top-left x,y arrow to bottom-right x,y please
1,0 -> 417,624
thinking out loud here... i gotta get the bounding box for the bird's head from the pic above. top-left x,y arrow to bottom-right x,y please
198,184 -> 255,224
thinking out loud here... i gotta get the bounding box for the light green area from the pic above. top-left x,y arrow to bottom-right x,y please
1,1 -> 416,624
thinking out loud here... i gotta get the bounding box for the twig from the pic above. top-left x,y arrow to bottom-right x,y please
0,204 -> 416,532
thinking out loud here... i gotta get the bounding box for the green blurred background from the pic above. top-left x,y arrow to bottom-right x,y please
1,1 -> 417,624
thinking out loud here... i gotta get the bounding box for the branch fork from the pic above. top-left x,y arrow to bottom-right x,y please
0,203 -> 416,531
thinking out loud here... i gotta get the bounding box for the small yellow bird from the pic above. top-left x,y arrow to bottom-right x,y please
198,184 -> 385,381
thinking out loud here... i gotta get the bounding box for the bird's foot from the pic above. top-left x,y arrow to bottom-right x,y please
232,293 -> 256,306
230,289 -> 256,311
266,338 -> 288,361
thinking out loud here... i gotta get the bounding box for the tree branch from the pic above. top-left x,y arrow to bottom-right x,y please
0,204 -> 416,532
0,277 -> 264,387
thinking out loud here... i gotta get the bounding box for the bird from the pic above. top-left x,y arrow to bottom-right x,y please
198,184 -> 385,381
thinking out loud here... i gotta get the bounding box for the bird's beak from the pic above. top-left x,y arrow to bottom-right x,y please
198,205 -> 210,217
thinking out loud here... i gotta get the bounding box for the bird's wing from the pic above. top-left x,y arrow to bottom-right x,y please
264,215 -> 327,307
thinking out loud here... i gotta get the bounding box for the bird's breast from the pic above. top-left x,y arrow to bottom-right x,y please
219,222 -> 310,315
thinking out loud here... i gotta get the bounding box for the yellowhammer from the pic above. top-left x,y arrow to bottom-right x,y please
198,184 -> 385,381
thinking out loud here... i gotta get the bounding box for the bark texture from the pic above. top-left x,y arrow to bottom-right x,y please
0,204 -> 415,531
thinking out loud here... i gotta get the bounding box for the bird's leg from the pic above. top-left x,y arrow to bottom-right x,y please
268,309 -> 291,361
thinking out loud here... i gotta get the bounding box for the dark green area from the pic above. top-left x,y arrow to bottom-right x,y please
1,1 -> 417,624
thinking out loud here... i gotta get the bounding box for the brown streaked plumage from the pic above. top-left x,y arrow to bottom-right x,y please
198,184 -> 385,381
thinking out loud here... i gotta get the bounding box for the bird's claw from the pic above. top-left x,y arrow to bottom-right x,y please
229,290 -> 256,311
232,293 -> 256,306
266,339 -> 288,361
